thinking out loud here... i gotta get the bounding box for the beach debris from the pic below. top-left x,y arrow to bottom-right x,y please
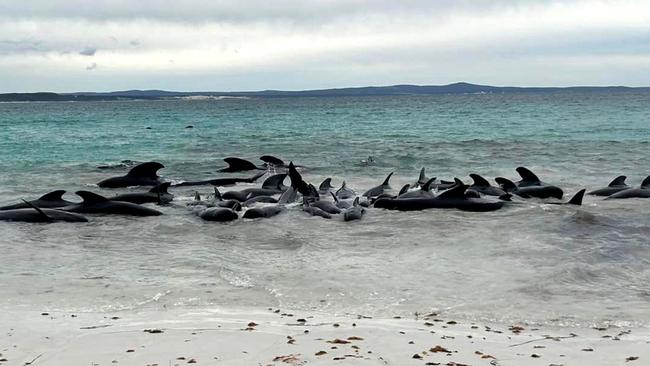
430,345 -> 451,353
475,351 -> 496,359
531,354 -> 541,358
144,329 -> 163,334
272,354 -> 301,364
412,354 -> 423,359
126,349 -> 135,353
509,325 -> 525,334
626,356 -> 639,362
581,348 -> 593,351
187,359 -> 197,364
80,324 -> 111,329
327,338 -> 350,344
347,336 -> 364,341
315,351 -> 327,356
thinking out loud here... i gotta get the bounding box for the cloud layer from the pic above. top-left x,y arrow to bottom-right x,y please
1,0 -> 650,92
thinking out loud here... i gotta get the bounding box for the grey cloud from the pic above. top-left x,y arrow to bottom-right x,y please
79,47 -> 97,56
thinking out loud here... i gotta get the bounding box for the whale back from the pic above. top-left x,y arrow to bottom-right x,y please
126,162 -> 164,178
221,157 -> 258,172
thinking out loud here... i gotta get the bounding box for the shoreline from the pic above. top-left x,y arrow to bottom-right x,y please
1,306 -> 647,366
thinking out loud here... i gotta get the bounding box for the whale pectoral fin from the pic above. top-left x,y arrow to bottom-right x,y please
260,155 -> 285,166
126,162 -> 164,178
608,175 -> 627,187
642,175 -> 650,188
149,182 -> 171,194
422,177 -> 437,192
22,199 -> 53,221
37,190 -> 66,201
382,172 -> 394,186
76,191 -> 109,203
515,167 -> 541,184
567,189 -> 586,205
221,157 -> 259,172
469,173 -> 490,187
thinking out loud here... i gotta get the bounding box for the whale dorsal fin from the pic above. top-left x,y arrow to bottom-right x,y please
398,184 -> 410,196
126,162 -> 164,178
418,168 -> 426,183
288,162 -> 309,195
260,155 -> 285,166
38,190 -> 66,201
319,178 -> 333,191
76,191 -> 109,204
222,157 -> 258,171
353,197 -> 360,207
567,189 -> 586,205
608,175 -> 627,187
516,167 -> 540,184
213,187 -> 222,201
642,175 -> 650,188
495,177 -> 517,192
382,172 -> 394,186
437,179 -> 467,199
422,177 -> 437,191
22,199 -> 52,221
469,174 -> 490,187
330,192 -> 340,203
263,173 -> 287,190
149,182 -> 170,194
194,191 -> 201,201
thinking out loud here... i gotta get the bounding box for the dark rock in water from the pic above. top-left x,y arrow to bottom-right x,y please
145,126 -> 152,130
185,125 -> 194,129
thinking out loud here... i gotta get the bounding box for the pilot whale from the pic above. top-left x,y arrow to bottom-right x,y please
98,162 -> 164,188
63,191 -> 163,216
363,172 -> 394,198
0,190 -> 75,210
588,176 -> 629,196
110,183 -> 173,204
467,174 -> 506,197
605,176 -> 650,199
173,171 -> 265,187
0,201 -> 88,223
218,157 -> 264,172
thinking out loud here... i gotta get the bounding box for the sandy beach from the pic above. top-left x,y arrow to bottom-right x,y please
1,306 -> 647,366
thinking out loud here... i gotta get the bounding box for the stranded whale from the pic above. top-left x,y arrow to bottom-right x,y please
0,190 -> 75,210
98,162 -> 164,188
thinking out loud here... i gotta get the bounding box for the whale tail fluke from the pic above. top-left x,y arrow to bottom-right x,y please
567,189 -> 586,205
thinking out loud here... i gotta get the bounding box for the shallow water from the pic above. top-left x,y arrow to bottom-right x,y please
0,93 -> 649,327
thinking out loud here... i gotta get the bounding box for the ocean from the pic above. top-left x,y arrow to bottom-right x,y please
0,92 -> 649,328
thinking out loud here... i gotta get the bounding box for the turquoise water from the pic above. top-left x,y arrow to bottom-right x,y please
0,93 -> 649,327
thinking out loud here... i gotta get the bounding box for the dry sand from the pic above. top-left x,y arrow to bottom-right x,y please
1,307 -> 648,366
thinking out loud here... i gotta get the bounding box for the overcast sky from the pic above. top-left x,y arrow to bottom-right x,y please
1,0 -> 650,92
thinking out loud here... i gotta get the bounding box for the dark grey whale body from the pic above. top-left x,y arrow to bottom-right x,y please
242,206 -> 285,219
173,172 -> 265,187
110,183 -> 173,205
218,157 -> 264,172
363,172 -> 393,198
495,167 -> 564,199
0,202 -> 88,223
374,179 -> 505,212
605,176 -> 650,199
0,190 -> 75,210
63,191 -> 163,216
98,162 -> 164,188
588,176 -> 629,196
467,174 -> 506,197
198,206 -> 239,222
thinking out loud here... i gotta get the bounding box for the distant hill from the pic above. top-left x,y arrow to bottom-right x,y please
2,82 -> 648,102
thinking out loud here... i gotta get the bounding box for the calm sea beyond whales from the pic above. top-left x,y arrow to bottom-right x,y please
1,92 -> 649,330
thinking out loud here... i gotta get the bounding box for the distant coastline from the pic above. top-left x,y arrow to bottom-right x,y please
2,82 -> 649,102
